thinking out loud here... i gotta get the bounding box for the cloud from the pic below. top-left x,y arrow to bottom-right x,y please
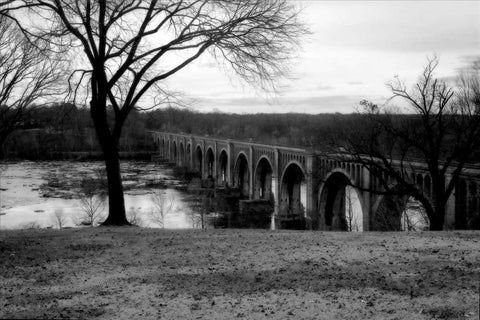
200,62 -> 218,69
193,94 -> 369,114
314,84 -> 335,91
280,95 -> 366,113
305,1 -> 479,53
438,75 -> 458,85
195,96 -> 265,107
458,54 -> 480,68
160,1 -> 478,115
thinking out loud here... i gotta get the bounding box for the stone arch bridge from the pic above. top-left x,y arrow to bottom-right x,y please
151,131 -> 480,231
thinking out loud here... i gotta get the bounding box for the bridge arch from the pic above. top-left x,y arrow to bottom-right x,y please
318,169 -> 364,231
206,147 -> 215,178
194,145 -> 203,175
218,149 -> 228,185
372,186 -> 413,231
234,152 -> 249,196
416,174 -> 423,190
370,172 -> 432,231
254,156 -> 275,201
179,142 -> 185,167
174,141 -> 178,163
153,137 -> 159,153
279,161 -> 306,221
186,143 -> 191,169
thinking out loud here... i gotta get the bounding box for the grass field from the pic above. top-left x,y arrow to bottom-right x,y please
1,228 -> 479,319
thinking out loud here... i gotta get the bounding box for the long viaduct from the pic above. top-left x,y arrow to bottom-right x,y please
151,131 -> 480,231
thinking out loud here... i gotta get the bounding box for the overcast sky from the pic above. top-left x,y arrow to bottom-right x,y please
165,0 -> 480,114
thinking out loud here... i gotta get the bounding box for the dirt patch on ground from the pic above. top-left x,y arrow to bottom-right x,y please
0,228 -> 479,319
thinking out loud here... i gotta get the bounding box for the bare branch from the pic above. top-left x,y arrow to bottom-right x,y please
0,15 -> 65,156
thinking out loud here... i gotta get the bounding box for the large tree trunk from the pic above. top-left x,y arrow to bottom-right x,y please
0,133 -> 9,160
429,200 -> 446,231
101,145 -> 129,225
90,99 -> 130,226
429,214 -> 445,231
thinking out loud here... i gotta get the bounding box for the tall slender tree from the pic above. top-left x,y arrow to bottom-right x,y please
335,57 -> 480,230
2,0 -> 307,225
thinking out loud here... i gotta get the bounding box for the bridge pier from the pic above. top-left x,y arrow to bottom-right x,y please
304,153 -> 315,230
445,190 -> 456,230
227,142 -> 234,187
249,146 -> 254,199
362,168 -> 372,232
213,142 -> 218,182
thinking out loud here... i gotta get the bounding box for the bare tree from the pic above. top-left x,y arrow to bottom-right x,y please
127,206 -> 144,227
50,208 -> 67,229
188,196 -> 212,229
345,186 -> 360,232
2,0 -> 307,225
150,189 -> 174,228
21,221 -> 41,229
0,15 -> 63,158
337,57 -> 480,231
78,195 -> 105,226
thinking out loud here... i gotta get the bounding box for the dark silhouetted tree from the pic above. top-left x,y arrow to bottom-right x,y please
336,57 -> 480,231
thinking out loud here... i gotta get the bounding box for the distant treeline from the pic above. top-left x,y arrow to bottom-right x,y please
2,103 -> 442,159
4,103 -> 152,159
145,107 -> 357,148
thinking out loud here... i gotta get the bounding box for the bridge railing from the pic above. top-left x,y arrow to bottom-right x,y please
148,130 -> 309,154
319,150 -> 480,177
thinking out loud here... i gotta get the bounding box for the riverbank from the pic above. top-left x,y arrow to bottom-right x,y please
1,228 -> 479,319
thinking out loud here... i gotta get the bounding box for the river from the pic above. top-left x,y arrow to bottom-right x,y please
0,160 -> 429,231
0,160 -> 197,229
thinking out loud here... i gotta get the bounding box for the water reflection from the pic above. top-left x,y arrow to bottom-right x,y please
345,185 -> 363,232
401,197 -> 430,231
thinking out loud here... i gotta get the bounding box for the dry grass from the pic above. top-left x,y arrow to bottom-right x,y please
0,228 -> 479,319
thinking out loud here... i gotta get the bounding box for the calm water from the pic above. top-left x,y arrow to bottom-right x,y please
0,161 -> 195,229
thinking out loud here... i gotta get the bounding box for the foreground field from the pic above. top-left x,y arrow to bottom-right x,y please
0,228 -> 479,320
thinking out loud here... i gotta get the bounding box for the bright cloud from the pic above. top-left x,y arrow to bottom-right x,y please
164,0 -> 480,114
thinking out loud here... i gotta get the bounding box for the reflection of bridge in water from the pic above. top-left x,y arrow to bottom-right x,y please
151,131 -> 480,231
